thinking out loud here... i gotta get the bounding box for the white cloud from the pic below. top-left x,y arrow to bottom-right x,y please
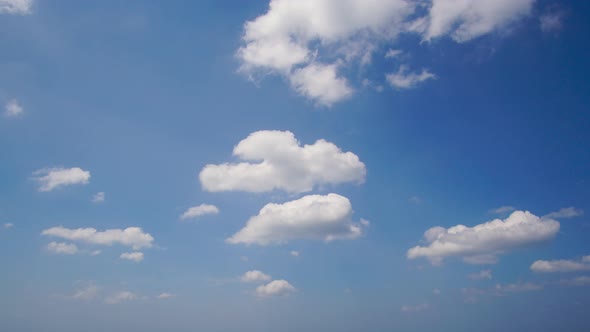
46,241 -> 79,255
385,49 -> 403,58
157,292 -> 175,299
540,6 -> 565,33
489,206 -> 515,214
71,284 -> 98,301
468,270 -> 492,280
407,211 -> 560,265
401,303 -> 429,312
227,193 -> 364,245
200,130 -> 365,193
105,291 -> 137,304
290,250 -> 300,257
255,280 -> 296,297
3,223 -> 13,229
531,256 -> 590,273
0,0 -> 31,15
4,99 -> 23,116
92,192 -> 105,203
425,0 -> 535,42
120,252 -> 144,262
33,167 -> 91,192
288,63 -> 353,106
386,66 -> 436,89
543,207 -> 583,219
180,204 -> 219,220
42,226 -> 154,250
241,270 -> 272,283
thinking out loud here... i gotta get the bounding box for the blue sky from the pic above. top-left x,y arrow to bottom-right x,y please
1,0 -> 590,331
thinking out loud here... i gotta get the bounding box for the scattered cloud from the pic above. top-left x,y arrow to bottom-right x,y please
255,280 -> 296,297
33,167 -> 91,192
105,291 -> 137,304
407,211 -> 560,265
463,281 -> 542,303
4,99 -> 23,117
559,276 -> 590,287
408,196 -> 422,205
531,256 -> 590,273
42,226 -> 154,250
401,303 -> 429,312
468,270 -> 492,280
290,250 -> 300,257
180,204 -> 219,220
120,252 -> 144,262
386,66 -> 436,89
241,270 -> 272,283
200,130 -> 365,193
543,207 -> 583,219
494,282 -> 542,294
489,206 -> 515,214
540,5 -> 566,33
92,192 -> 105,203
385,49 -> 403,58
0,0 -> 32,14
3,223 -> 13,229
157,292 -> 175,299
227,193 -> 364,245
46,241 -> 79,255
71,284 -> 99,301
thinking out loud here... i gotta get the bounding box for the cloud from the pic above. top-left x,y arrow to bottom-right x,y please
41,226 -> 154,250
433,288 -> 441,295
46,241 -> 79,255
288,63 -> 353,106
560,276 -> 590,287
401,303 -> 429,312
468,270 -> 492,280
290,250 -> 300,257
531,256 -> 590,273
408,196 -> 422,205
33,167 -> 91,192
105,291 -> 137,304
255,280 -> 296,297
407,211 -> 560,265
540,5 -> 566,33
543,207 -> 583,219
385,49 -> 403,58
0,0 -> 31,15
463,281 -> 542,302
180,204 -> 219,220
4,99 -> 23,117
71,284 -> 98,301
120,252 -> 144,262
425,0 -> 535,42
157,292 -> 175,299
227,193 -> 364,245
494,282 -> 542,293
241,270 -> 272,283
489,206 -> 516,214
386,66 -> 436,89
92,192 -> 105,203
200,130 -> 365,193
3,223 -> 13,229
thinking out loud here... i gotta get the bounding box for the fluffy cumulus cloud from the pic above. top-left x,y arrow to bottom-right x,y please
241,270 -> 272,283
237,0 -> 537,105
41,226 -> 154,250
46,242 -> 79,255
407,211 -> 560,265
227,193 -> 364,245
4,99 -> 23,117
180,204 -> 219,220
531,256 -> 590,273
200,130 -> 365,193
255,280 -> 296,297
0,0 -> 31,15
33,167 -> 91,192
120,252 -> 144,262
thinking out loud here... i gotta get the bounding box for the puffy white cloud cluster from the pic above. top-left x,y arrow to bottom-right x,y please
407,211 -> 560,265
200,130 -> 365,193
42,226 -> 154,250
33,167 -> 91,192
227,193 -> 364,245
237,0 -> 537,105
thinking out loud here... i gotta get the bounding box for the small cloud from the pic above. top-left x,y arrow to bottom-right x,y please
105,291 -> 137,304
33,167 -> 91,192
71,284 -> 98,301
46,242 -> 79,255
385,49 -> 403,58
408,196 -> 422,205
290,250 -> 300,257
3,223 -> 13,229
92,192 -> 105,203
90,250 -> 101,256
540,5 -> 566,33
468,270 -> 492,280
180,204 -> 219,220
401,303 -> 429,312
360,218 -> 370,227
255,280 -> 296,297
157,292 -> 175,299
241,270 -> 271,283
559,276 -> 590,287
543,207 -> 583,219
4,99 -> 23,117
120,252 -> 144,262
489,206 -> 515,214
386,66 -> 435,89
433,288 -> 441,295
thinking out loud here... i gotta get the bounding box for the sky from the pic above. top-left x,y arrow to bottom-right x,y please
1,0 -> 589,331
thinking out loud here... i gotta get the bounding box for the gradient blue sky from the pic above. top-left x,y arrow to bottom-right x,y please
1,1 -> 590,331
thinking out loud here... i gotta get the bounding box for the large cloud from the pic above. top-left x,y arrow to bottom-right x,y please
41,226 -> 154,250
200,130 -> 365,193
407,211 -> 560,265
33,167 -> 91,192
237,0 -> 537,105
531,256 -> 590,273
227,193 -> 364,245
